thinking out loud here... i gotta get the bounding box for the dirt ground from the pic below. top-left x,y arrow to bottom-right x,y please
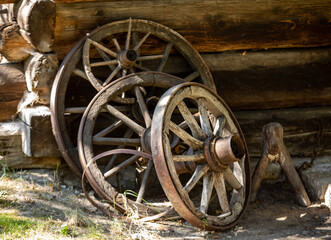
0,167 -> 330,239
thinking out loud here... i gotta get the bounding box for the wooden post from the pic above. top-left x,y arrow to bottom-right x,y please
250,122 -> 311,207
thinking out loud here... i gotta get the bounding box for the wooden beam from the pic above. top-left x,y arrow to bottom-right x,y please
0,63 -> 26,121
52,0 -> 331,59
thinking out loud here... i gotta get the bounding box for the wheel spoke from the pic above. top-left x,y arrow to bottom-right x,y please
92,137 -> 140,146
172,152 -> 205,162
169,121 -> 204,150
136,160 -> 154,203
90,59 -> 118,67
214,172 -> 230,213
177,101 -> 207,140
89,38 -> 118,58
104,154 -> 139,178
93,120 -> 123,138
213,116 -> 226,137
105,104 -> 145,136
73,69 -> 89,81
125,18 -> 132,50
200,173 -> 214,214
157,42 -> 173,72
184,165 -> 210,193
184,71 -> 199,82
134,85 -> 152,127
223,167 -> 243,190
103,65 -> 121,86
104,129 -> 133,172
112,38 -> 121,52
198,98 -> 213,137
122,69 -> 127,77
137,55 -> 163,61
65,107 -> 87,114
133,32 -> 151,51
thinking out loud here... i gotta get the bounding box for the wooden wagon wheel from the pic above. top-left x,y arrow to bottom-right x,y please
78,72 -> 184,218
151,83 -> 251,231
51,18 -> 215,176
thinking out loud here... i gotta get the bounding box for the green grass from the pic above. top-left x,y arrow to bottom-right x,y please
0,213 -> 37,238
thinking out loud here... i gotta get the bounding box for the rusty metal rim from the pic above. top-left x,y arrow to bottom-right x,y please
151,82 -> 251,231
78,72 -> 185,217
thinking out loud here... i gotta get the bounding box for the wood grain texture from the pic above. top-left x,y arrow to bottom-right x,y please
17,0 -> 56,52
0,63 -> 26,121
235,107 -> 331,157
52,0 -> 331,59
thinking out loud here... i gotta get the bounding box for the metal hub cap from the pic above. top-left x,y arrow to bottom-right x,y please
119,49 -> 138,68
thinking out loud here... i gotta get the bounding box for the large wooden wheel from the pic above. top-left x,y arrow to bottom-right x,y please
151,83 -> 251,231
51,18 -> 215,176
78,72 -> 184,218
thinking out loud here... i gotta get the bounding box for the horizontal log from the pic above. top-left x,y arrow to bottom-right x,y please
52,0 -> 331,59
234,107 -> 331,157
0,22 -> 35,61
0,63 -> 26,121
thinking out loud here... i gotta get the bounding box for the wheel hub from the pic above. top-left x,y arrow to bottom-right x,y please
204,135 -> 245,172
119,49 -> 138,68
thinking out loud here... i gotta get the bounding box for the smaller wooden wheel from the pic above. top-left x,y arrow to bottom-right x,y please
78,72 -> 184,218
151,83 -> 251,231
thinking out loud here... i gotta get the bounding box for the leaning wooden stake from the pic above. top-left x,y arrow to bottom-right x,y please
250,122 -> 311,207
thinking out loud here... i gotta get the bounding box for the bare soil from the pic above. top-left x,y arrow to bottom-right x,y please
0,168 -> 330,239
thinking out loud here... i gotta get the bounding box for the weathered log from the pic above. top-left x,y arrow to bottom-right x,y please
250,122 -> 311,207
0,22 -> 34,61
234,107 -> 331,158
50,0 -> 331,59
17,0 -> 55,52
24,52 -> 58,104
0,63 -> 26,121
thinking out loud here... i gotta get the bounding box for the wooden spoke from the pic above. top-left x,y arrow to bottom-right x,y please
172,152 -> 205,162
198,98 -> 213,137
213,116 -> 226,137
93,120 -> 123,138
122,69 -> 127,77
134,63 -> 152,72
169,121 -> 204,150
137,55 -> 163,61
104,154 -> 139,178
105,104 -> 145,136
90,59 -> 118,67
136,160 -> 154,203
112,38 -> 121,52
177,101 -> 207,140
89,38 -> 118,58
184,71 -> 199,82
157,42 -> 173,72
92,137 -> 140,146
223,167 -> 243,190
65,107 -> 86,114
200,173 -> 215,214
133,32 -> 151,51
125,18 -> 132,50
184,165 -> 210,193
73,68 -> 89,80
214,172 -> 230,213
104,129 -> 133,172
134,86 -> 151,127
103,65 -> 122,86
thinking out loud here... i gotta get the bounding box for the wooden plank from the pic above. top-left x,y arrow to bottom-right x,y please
0,63 -> 26,121
52,0 -> 331,59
